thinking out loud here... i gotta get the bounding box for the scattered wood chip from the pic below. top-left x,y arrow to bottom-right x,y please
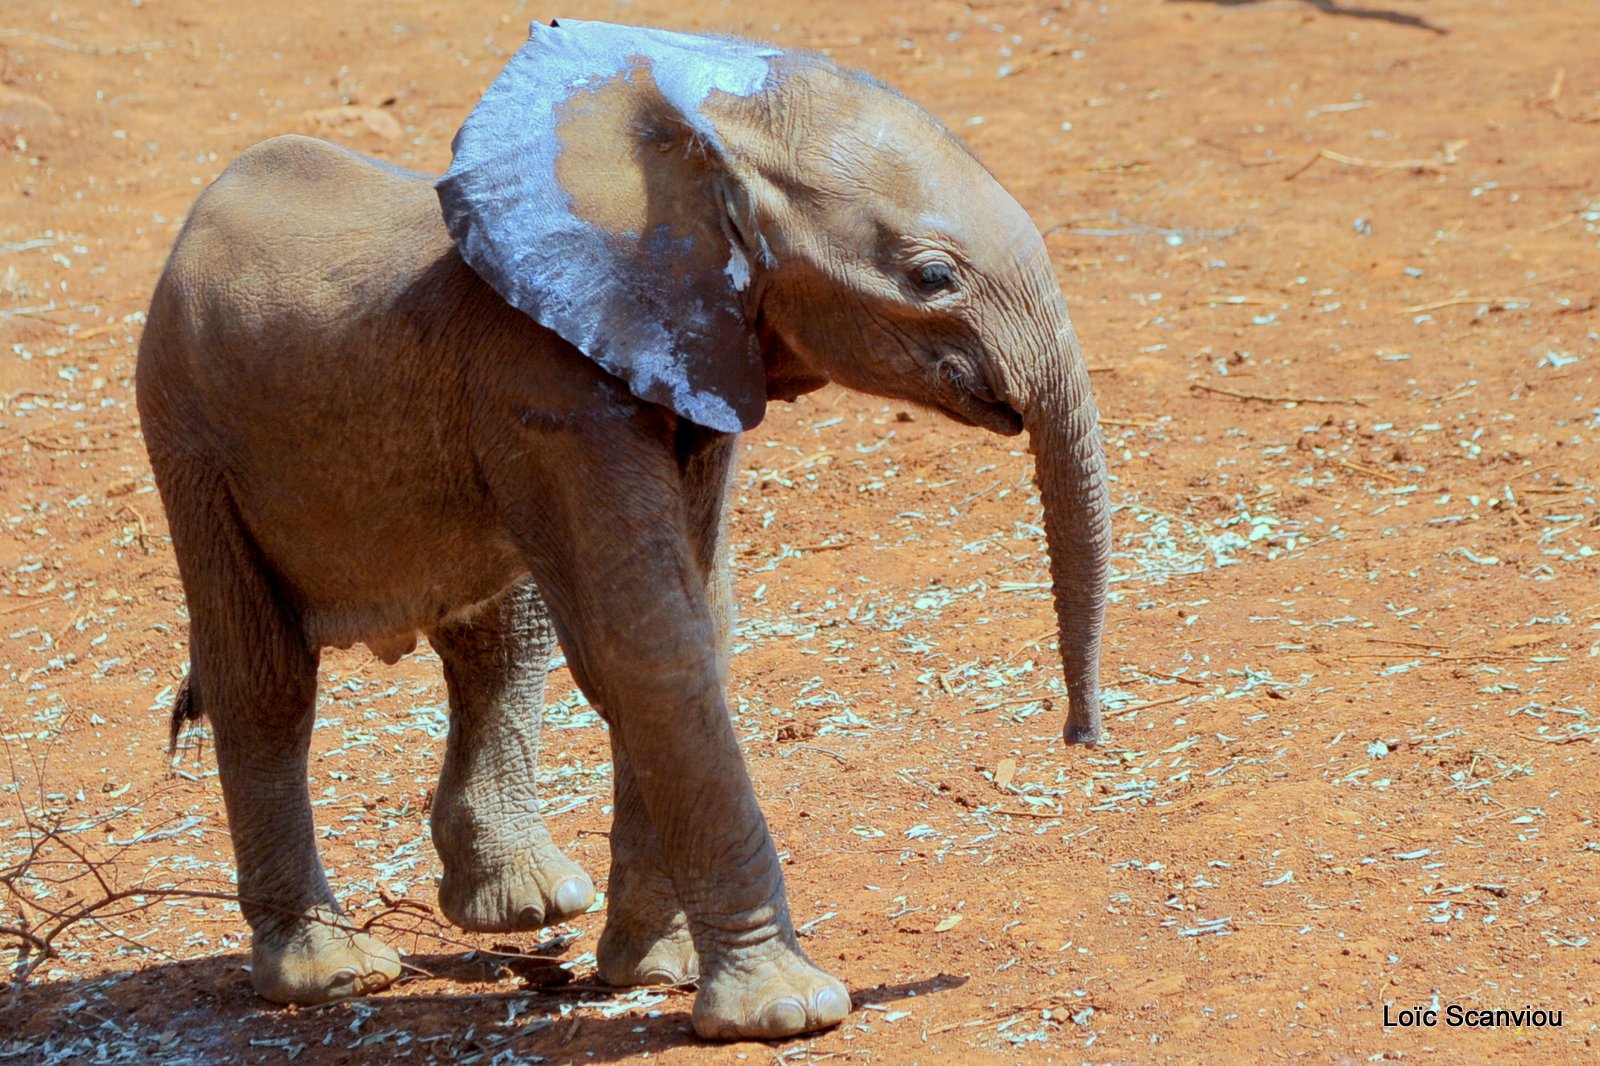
1492,631 -> 1557,652
303,105 -> 403,141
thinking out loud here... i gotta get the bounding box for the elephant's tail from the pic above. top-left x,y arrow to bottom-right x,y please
168,670 -> 204,754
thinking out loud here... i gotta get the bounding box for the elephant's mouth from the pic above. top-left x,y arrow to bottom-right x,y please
935,359 -> 1024,436
940,391 -> 1024,436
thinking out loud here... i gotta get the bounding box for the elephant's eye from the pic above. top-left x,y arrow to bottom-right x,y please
912,261 -> 956,295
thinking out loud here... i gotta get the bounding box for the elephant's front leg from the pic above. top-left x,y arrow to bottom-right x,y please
505,429 -> 849,1040
555,581 -> 847,1039
428,576 -> 596,931
598,427 -> 737,988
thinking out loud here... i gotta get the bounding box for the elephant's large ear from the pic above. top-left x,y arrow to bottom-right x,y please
437,20 -> 782,433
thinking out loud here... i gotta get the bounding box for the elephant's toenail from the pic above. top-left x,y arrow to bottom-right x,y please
760,997 -> 807,1035
813,984 -> 851,1020
553,877 -> 594,916
643,967 -> 692,985
516,904 -> 546,928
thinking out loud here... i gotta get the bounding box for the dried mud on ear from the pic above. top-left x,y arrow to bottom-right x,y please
436,22 -> 774,431
553,66 -> 726,241
552,69 -> 656,237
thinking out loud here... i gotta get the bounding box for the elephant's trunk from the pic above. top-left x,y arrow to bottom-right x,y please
1018,314 -> 1112,745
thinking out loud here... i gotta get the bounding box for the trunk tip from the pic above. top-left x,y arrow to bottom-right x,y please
1062,717 -> 1100,742
1062,714 -> 1102,747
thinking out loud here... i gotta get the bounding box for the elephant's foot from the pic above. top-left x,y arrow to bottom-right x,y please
438,846 -> 596,932
251,907 -> 402,1005
691,940 -> 850,1040
598,905 -> 698,986
597,855 -> 698,985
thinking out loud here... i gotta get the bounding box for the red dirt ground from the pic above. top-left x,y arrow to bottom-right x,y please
3,1 -> 1598,1061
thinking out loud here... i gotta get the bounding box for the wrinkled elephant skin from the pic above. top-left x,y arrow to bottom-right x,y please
136,20 -> 1110,1041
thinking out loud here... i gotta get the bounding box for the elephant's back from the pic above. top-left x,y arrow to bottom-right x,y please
137,136 -> 478,446
152,136 -> 449,359
194,135 -> 444,269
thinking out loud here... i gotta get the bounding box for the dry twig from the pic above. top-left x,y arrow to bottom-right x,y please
1537,67 -> 1600,123
1403,294 -> 1523,313
1286,140 -> 1468,180
782,744 -> 848,765
1109,692 -> 1193,715
1,806 -> 569,993
1337,460 -> 1409,484
1192,383 -> 1367,407
0,27 -> 174,55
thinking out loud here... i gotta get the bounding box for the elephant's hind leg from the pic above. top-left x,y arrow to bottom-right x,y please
428,576 -> 596,932
596,743 -> 698,986
164,472 -> 401,1004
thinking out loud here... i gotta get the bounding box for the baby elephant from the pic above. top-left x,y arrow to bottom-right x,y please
138,20 -> 1110,1040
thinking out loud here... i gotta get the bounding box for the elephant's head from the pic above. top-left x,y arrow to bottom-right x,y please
438,20 -> 1111,744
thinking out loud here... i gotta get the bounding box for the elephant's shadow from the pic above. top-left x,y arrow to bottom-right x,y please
0,949 -> 968,1061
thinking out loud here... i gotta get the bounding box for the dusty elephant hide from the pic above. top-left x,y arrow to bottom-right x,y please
137,18 -> 1110,1041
